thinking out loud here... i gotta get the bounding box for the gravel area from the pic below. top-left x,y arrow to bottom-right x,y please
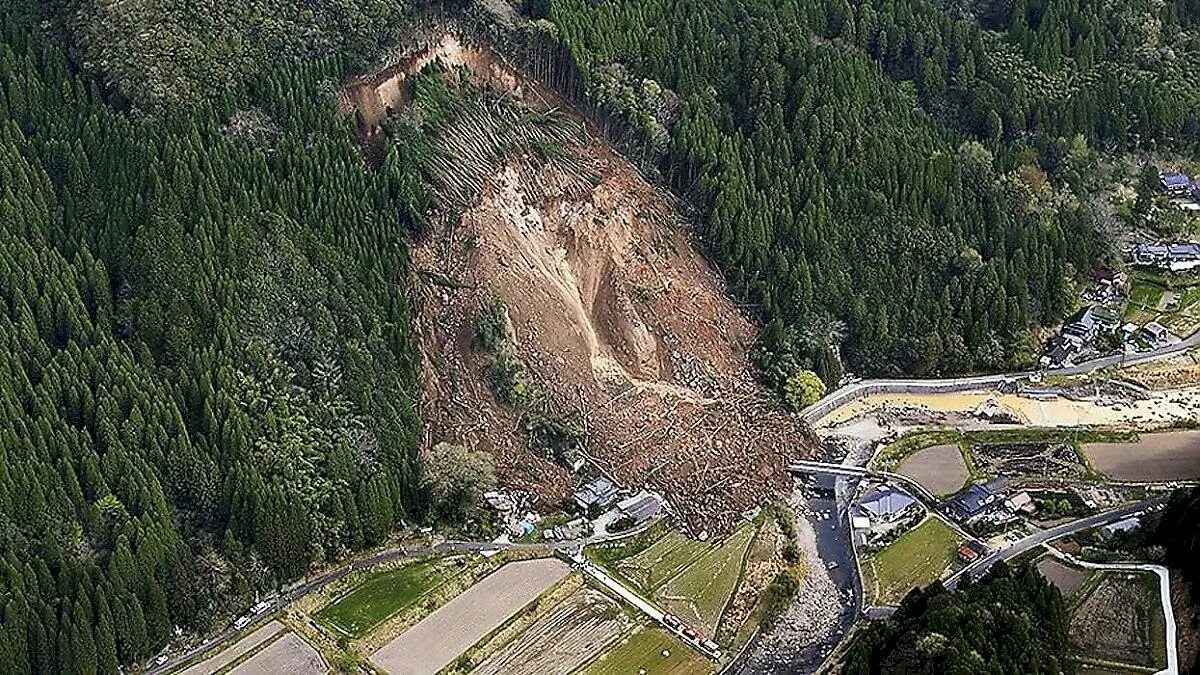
730,502 -> 849,674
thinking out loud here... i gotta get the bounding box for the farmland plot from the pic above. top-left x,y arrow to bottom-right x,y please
227,632 -> 325,675
370,558 -> 570,675
579,624 -> 714,675
896,444 -> 969,496
317,557 -> 461,637
656,524 -> 756,634
1070,572 -> 1166,670
1084,431 -> 1200,482
617,531 -> 708,591
471,588 -> 629,675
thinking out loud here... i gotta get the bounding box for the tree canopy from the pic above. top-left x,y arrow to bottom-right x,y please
0,3 -> 430,670
844,563 -> 1074,673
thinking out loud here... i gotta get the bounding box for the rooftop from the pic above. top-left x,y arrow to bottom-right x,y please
859,488 -> 917,518
574,476 -> 619,508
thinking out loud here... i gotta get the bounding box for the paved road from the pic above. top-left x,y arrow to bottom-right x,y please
944,496 -> 1168,590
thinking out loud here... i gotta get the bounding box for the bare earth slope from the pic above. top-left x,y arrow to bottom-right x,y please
362,33 -> 814,533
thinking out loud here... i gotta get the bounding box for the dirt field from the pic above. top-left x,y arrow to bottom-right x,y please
227,633 -> 325,675
371,558 -> 570,674
1070,572 -> 1165,670
1083,430 -> 1200,481
820,388 -> 1200,429
390,33 -> 810,534
1037,557 -> 1090,598
471,588 -> 629,675
896,444 -> 969,496
175,621 -> 284,675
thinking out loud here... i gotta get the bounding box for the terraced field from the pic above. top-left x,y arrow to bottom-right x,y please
656,524 -> 756,634
471,588 -> 629,675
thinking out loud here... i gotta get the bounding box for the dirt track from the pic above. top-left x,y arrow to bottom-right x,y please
371,558 -> 570,674
1084,431 -> 1200,481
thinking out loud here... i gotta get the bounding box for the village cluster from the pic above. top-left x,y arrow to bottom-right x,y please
483,474 -> 664,543
1039,170 -> 1200,369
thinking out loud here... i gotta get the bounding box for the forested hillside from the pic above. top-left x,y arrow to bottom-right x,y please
544,0 -> 1199,385
0,2 -> 429,670
843,563 -> 1073,673
44,0 -> 463,108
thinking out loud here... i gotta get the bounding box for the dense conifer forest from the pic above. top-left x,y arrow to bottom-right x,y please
1,0 -> 1195,670
843,563 -> 1074,673
0,2 -> 429,670
547,0 -> 1198,387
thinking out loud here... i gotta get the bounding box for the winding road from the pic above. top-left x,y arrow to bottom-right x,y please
943,496 -> 1168,590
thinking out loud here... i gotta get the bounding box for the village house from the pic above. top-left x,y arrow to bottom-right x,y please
574,475 -> 620,517
944,483 -> 1002,523
1142,321 -> 1171,347
1132,242 -> 1200,273
859,488 -> 920,527
1161,171 -> 1193,198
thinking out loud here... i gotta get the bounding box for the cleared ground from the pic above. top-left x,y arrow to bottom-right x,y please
1037,557 -> 1090,598
896,444 -> 969,496
867,517 -> 961,606
371,558 -> 570,675
1071,572 -> 1166,670
617,530 -> 709,591
471,588 -> 628,675
227,632 -> 325,675
317,558 -> 456,637
174,620 -> 284,675
656,524 -> 756,634
578,624 -> 714,675
1083,431 -> 1200,482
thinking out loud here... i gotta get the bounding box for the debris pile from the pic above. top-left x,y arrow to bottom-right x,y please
391,35 -> 818,535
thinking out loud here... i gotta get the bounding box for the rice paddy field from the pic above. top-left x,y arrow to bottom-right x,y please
577,624 -> 715,675
656,524 -> 756,634
1070,571 -> 1166,671
315,557 -> 460,638
895,444 -> 970,497
1082,430 -> 1200,482
616,531 -> 710,591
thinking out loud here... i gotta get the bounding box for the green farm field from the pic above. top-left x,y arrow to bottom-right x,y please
315,558 -> 458,637
579,625 -> 714,675
617,531 -> 710,591
867,517 -> 961,605
656,524 -> 756,633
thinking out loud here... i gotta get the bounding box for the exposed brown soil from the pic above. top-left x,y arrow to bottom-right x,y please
1083,431 -> 1200,482
896,445 -> 969,497
1171,573 -> 1200,673
349,31 -> 814,534
1036,557 -> 1089,598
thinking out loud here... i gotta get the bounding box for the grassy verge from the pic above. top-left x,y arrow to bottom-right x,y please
867,517 -> 961,606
